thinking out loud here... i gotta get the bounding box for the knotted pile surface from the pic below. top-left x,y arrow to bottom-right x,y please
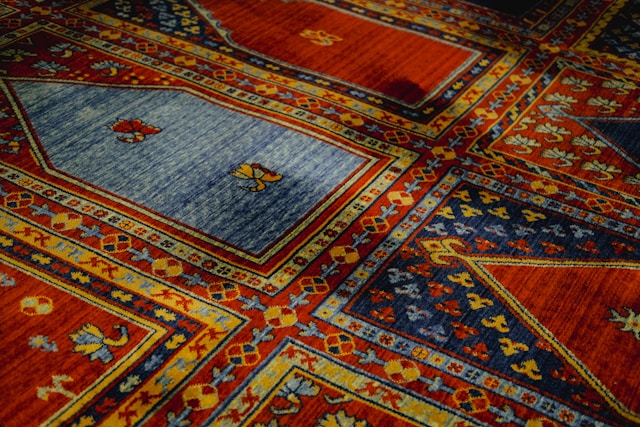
1,0 -> 639,426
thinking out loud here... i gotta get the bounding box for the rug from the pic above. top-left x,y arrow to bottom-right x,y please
0,0 -> 639,425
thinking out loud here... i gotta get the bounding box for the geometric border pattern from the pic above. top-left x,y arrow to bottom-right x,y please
315,167 -> 640,425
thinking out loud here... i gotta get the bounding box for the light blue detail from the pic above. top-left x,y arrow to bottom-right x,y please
13,81 -> 365,254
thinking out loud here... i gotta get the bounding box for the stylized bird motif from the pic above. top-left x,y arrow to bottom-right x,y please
230,163 -> 282,192
69,323 -> 129,364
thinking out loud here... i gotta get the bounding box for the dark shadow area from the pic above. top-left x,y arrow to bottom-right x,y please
463,0 -> 544,16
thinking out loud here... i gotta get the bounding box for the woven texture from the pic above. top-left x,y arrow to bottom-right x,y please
0,0 -> 639,426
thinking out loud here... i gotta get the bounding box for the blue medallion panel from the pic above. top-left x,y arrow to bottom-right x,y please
12,81 -> 366,254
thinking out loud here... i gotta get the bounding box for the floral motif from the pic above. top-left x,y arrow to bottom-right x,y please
609,307 -> 640,340
110,118 -> 161,143
29,335 -> 58,352
69,323 -> 130,363
316,409 -> 368,427
230,163 -> 282,192
299,29 -> 343,46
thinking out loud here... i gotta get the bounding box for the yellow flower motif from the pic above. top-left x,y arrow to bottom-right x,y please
430,354 -> 445,365
316,308 -> 333,319
411,347 -> 430,360
355,269 -> 369,279
393,230 -> 407,240
501,384 -> 518,396
327,298 -> 341,308
531,195 -> 546,205
334,315 -> 348,325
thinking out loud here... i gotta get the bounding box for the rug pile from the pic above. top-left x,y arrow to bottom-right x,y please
1,0 -> 639,425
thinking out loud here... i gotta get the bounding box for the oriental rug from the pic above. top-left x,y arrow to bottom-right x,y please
0,0 -> 639,426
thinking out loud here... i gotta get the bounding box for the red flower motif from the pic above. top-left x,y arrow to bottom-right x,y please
110,118 -> 161,143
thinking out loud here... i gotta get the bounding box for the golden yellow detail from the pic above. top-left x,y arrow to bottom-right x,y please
299,29 -> 343,46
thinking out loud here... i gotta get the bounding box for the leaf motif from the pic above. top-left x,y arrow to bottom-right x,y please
543,92 -> 578,104
571,134 -> 607,156
541,147 -> 581,167
277,375 -> 319,398
315,409 -> 369,427
581,160 -> 622,180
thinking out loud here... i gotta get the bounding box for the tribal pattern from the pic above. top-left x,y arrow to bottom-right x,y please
0,0 -> 638,426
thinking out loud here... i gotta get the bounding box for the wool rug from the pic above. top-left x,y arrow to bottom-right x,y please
0,0 -> 639,426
